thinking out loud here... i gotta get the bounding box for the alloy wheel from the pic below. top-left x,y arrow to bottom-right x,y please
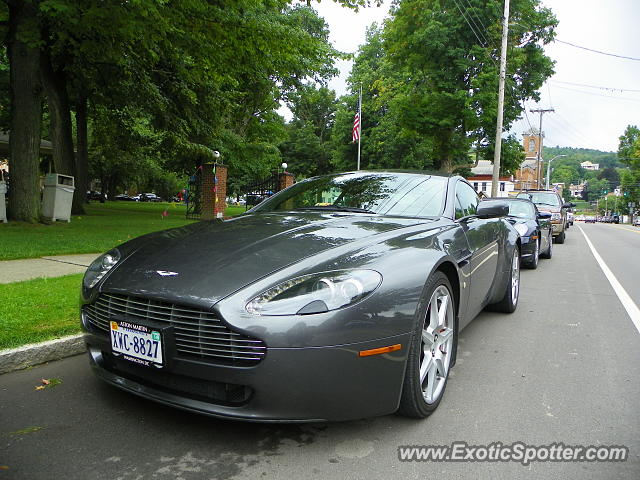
420,285 -> 454,404
511,248 -> 520,305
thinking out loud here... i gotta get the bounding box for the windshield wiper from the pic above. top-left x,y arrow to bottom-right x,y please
534,202 -> 557,206
296,205 -> 376,214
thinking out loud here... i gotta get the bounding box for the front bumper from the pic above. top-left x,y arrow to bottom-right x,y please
84,330 -> 410,422
519,236 -> 536,259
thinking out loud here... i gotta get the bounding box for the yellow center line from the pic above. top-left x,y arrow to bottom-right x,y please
608,224 -> 640,235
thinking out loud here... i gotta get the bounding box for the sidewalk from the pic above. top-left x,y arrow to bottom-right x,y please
0,253 -> 100,284
0,253 -> 101,373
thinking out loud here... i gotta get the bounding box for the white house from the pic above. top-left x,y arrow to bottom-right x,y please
580,160 -> 600,171
468,160 -> 516,197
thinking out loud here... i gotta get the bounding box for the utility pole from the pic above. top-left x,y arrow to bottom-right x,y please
530,108 -> 554,189
545,154 -> 566,189
490,0 -> 510,198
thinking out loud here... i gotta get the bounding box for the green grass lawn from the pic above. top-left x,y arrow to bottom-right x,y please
0,274 -> 83,350
0,202 -> 248,261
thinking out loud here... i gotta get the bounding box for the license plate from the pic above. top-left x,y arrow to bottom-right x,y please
110,320 -> 163,367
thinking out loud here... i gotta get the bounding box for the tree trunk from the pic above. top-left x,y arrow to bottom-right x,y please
40,48 -> 82,213
75,94 -> 89,211
7,0 -> 43,223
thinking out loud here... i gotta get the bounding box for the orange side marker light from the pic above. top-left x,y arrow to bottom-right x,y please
359,344 -> 402,357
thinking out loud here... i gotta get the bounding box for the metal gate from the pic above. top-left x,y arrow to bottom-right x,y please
241,173 -> 279,210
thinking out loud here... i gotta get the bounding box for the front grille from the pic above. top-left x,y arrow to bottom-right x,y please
85,293 -> 266,366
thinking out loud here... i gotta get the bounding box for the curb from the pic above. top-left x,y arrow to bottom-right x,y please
0,334 -> 85,375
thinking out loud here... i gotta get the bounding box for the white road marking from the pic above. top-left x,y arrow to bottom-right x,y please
579,226 -> 640,334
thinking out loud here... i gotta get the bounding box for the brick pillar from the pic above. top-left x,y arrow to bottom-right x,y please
214,164 -> 227,219
200,163 -> 227,220
278,172 -> 295,192
200,163 -> 216,220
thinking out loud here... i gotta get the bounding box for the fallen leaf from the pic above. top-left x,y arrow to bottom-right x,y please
0,465 -> 9,470
34,378 -> 62,390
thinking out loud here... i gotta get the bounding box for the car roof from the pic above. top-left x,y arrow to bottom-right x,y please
484,197 -> 532,203
304,170 -> 461,182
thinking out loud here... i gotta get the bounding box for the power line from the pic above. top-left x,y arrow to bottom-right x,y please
450,1 -> 539,145
452,0 -> 491,49
555,39 -> 640,62
544,114 -> 590,147
554,85 -> 640,103
462,0 -> 492,46
551,80 -> 640,93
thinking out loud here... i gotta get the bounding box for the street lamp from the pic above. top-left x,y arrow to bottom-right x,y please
545,154 -> 566,190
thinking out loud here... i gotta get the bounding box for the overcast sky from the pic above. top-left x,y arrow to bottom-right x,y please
311,0 -> 640,153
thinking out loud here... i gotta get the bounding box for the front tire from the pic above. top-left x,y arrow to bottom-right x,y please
489,246 -> 520,313
525,238 -> 539,269
398,272 -> 457,419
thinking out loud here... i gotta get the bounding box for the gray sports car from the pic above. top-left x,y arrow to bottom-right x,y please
81,171 -> 521,422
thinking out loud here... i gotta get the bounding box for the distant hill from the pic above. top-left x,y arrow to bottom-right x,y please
543,146 -> 622,170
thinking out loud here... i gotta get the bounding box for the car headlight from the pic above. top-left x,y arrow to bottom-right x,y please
514,223 -> 529,237
83,249 -> 121,290
246,270 -> 382,316
551,213 -> 561,221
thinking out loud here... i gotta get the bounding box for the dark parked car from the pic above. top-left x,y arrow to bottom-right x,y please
81,171 -> 521,422
140,193 -> 162,202
483,197 -> 553,269
516,190 -> 573,244
114,194 -> 135,201
86,190 -> 106,203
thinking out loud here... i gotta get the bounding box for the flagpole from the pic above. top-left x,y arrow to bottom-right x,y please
357,85 -> 362,171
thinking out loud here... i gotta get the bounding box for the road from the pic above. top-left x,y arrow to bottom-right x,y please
1,222 -> 639,479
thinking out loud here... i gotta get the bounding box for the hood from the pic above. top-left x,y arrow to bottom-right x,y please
101,212 -> 433,305
534,204 -> 561,213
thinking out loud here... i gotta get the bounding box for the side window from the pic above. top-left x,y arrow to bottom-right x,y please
455,182 -> 479,219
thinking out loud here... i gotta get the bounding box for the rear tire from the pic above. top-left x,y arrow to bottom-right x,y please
555,231 -> 565,244
398,272 -> 457,419
540,231 -> 553,259
488,246 -> 520,313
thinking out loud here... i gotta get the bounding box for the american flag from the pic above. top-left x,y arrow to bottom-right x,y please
352,111 -> 360,143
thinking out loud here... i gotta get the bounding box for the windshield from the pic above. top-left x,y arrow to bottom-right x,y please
507,201 -> 535,219
517,192 -> 560,206
252,173 -> 447,218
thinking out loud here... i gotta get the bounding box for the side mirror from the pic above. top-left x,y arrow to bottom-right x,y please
476,201 -> 509,219
562,203 -> 572,209
570,202 -> 576,207
537,211 -> 552,219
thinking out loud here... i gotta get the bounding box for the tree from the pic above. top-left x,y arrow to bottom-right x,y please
1,1 -> 340,221
382,0 -> 557,172
617,125 -> 640,210
618,125 -> 640,169
5,0 -> 43,222
331,25 -> 435,172
280,84 -> 337,177
597,167 -> 620,187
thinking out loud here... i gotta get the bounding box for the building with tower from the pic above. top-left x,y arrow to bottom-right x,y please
514,127 -> 544,191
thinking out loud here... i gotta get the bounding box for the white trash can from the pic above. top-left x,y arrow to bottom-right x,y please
42,174 -> 75,222
0,181 -> 7,223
